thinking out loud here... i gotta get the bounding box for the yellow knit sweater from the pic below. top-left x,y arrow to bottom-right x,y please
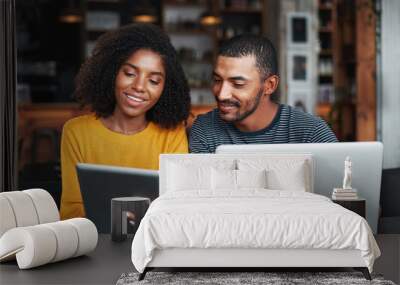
60,114 -> 188,219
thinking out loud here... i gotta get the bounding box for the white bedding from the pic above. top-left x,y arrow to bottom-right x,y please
131,190 -> 380,273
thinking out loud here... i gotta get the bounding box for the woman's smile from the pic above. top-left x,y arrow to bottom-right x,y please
123,92 -> 147,105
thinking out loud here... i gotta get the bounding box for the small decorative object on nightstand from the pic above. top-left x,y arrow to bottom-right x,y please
332,156 -> 358,200
332,156 -> 366,217
332,198 -> 366,218
111,197 -> 150,242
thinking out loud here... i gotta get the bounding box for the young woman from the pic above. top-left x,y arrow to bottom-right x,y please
60,24 -> 191,219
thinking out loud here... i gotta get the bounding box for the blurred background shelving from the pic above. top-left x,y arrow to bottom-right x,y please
316,0 -> 356,141
15,0 -> 379,203
161,0 -> 267,122
16,0 -> 269,175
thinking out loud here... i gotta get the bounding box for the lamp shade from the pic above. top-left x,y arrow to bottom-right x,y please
132,3 -> 157,23
132,14 -> 157,23
200,11 -> 221,26
59,0 -> 83,24
59,10 -> 83,24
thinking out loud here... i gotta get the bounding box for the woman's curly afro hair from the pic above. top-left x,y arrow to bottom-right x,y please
74,23 -> 191,129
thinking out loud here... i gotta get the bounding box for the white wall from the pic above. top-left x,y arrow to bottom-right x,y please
380,0 -> 400,168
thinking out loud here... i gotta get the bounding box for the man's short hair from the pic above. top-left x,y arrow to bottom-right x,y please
218,35 -> 279,102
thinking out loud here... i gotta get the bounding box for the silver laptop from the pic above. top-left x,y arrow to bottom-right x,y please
76,163 -> 159,233
216,142 -> 383,233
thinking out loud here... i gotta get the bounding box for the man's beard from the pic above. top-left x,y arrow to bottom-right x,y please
218,88 -> 264,123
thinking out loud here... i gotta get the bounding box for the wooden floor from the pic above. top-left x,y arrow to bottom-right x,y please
374,234 -> 400,284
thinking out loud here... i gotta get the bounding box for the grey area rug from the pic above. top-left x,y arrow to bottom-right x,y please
117,272 -> 396,285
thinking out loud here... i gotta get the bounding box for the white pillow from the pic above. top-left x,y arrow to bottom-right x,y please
211,168 -> 267,190
167,162 -> 210,191
266,162 -> 306,191
166,159 -> 236,192
236,169 -> 267,188
237,158 -> 309,191
211,168 -> 236,190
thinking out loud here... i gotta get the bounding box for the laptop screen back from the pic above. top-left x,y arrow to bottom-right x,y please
76,163 -> 158,233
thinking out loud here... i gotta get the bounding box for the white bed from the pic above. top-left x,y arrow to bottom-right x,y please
131,154 -> 380,280
216,142 -> 384,233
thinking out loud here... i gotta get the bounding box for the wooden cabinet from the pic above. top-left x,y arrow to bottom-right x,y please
18,103 -> 89,170
317,0 -> 376,142
317,0 -> 355,141
317,0 -> 335,105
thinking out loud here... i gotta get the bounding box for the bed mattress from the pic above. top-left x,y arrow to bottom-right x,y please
131,190 -> 380,273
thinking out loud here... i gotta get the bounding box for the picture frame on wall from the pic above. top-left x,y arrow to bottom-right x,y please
287,89 -> 310,113
287,49 -> 315,114
287,50 -> 311,85
285,12 -> 316,115
293,55 -> 307,80
287,12 -> 311,47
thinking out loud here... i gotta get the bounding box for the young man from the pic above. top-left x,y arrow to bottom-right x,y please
189,35 -> 337,153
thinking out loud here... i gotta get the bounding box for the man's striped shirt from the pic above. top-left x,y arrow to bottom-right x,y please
189,104 -> 338,153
